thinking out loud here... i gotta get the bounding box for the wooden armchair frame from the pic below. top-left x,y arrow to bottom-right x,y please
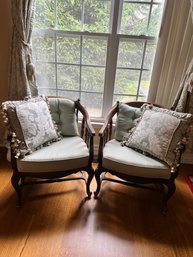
9,98 -> 95,206
94,101 -> 185,213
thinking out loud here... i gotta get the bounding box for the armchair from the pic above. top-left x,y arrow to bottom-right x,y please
95,101 -> 192,213
1,96 -> 95,206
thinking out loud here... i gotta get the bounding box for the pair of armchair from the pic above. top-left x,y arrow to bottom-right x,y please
1,97 -> 192,213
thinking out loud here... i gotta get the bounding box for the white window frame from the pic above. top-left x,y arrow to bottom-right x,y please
32,0 -> 164,121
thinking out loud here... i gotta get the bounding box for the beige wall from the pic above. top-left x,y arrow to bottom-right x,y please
0,1 -> 11,145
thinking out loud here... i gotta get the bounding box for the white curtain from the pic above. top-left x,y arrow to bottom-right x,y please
8,0 -> 38,100
148,0 -> 193,108
171,59 -> 193,113
171,59 -> 193,164
0,0 -> 38,148
148,0 -> 193,164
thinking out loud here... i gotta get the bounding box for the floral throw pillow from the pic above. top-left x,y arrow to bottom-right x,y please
1,96 -> 61,158
124,105 -> 193,166
16,100 -> 58,149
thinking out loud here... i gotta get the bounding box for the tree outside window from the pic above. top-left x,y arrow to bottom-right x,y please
32,0 -> 164,119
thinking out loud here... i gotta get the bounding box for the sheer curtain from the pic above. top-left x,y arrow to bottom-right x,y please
148,0 -> 193,163
148,0 -> 193,108
1,0 -> 38,151
172,59 -> 193,164
8,0 -> 38,100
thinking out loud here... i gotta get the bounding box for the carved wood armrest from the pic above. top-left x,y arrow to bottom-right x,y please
75,100 -> 95,164
99,103 -> 118,137
97,103 -> 118,164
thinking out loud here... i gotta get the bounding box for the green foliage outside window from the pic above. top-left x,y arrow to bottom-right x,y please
32,0 -> 164,117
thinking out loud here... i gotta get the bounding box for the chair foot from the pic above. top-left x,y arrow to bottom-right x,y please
94,193 -> 99,199
161,206 -> 168,215
86,193 -> 92,200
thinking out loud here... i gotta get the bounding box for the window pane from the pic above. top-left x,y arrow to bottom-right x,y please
32,35 -> 55,61
137,95 -> 148,101
81,92 -> 103,117
81,67 -> 105,92
36,63 -> 56,88
114,69 -> 140,95
82,37 -> 107,66
113,95 -> 136,105
139,70 -> 151,97
57,90 -> 79,100
83,0 -> 111,33
153,0 -> 163,3
57,65 -> 80,90
120,3 -> 150,35
143,41 -> 156,69
148,4 -> 164,36
38,88 -> 57,96
117,40 -> 144,68
57,36 -> 80,64
57,0 -> 82,31
34,0 -> 55,29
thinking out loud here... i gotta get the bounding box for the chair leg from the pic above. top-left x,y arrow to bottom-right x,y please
161,181 -> 176,214
94,167 -> 102,197
11,172 -> 22,207
86,167 -> 94,198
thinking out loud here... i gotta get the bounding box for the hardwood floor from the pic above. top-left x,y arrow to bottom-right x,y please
0,152 -> 193,257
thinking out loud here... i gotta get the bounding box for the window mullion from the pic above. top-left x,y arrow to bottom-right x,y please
54,0 -> 58,96
136,40 -> 147,100
102,0 -> 121,118
79,35 -> 83,100
54,32 -> 58,96
54,0 -> 57,29
81,0 -> 84,31
146,0 -> 153,35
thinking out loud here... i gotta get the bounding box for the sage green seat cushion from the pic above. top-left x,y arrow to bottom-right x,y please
115,103 -> 142,141
48,98 -> 79,136
103,139 -> 171,179
17,137 -> 89,173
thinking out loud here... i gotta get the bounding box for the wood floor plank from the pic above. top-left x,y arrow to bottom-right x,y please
0,155 -> 193,257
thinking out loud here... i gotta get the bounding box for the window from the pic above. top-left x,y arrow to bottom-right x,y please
32,0 -> 165,119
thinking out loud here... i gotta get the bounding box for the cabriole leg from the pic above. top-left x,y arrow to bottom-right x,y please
94,167 -> 102,198
86,167 -> 94,198
161,181 -> 176,214
11,173 -> 22,207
